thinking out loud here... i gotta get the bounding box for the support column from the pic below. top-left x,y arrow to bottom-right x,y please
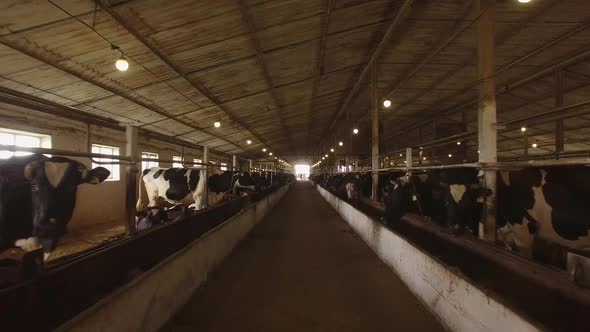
477,0 -> 497,242
249,159 -> 253,172
406,147 -> 412,167
125,126 -> 138,235
555,70 -> 564,159
524,131 -> 529,158
232,155 -> 238,171
202,146 -> 209,209
371,63 -> 379,201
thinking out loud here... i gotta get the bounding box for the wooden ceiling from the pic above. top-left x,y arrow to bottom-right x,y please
1,0 -> 590,163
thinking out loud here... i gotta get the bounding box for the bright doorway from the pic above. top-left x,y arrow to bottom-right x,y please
294,164 -> 310,180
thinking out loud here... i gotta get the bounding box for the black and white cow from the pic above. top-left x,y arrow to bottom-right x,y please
381,168 -> 490,234
496,167 -> 590,258
137,167 -> 257,213
0,154 -> 110,260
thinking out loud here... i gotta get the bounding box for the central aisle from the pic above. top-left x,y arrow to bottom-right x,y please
162,181 -> 443,332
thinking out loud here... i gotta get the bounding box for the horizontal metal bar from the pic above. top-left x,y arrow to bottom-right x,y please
0,144 -> 134,162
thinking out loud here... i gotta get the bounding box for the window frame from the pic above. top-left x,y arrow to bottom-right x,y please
141,152 -> 159,171
172,155 -> 183,168
0,128 -> 51,159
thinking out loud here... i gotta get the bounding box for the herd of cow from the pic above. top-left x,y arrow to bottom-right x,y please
312,167 -> 590,281
0,153 -> 293,264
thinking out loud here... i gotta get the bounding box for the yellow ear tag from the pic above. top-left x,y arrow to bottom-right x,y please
412,195 -> 417,201
476,197 -> 484,203
88,176 -> 100,184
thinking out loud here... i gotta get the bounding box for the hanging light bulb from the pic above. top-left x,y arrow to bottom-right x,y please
353,128 -> 359,134
246,140 -> 252,145
325,154 -> 328,157
448,154 -> 453,158
532,143 -> 538,148
269,152 -> 273,156
383,99 -> 392,108
322,157 -> 325,160
262,148 -> 267,152
399,153 -> 403,157
330,148 -> 334,152
518,0 -> 531,3
214,121 -> 221,128
457,141 -> 461,145
338,141 -> 343,146
115,56 -> 129,71
521,126 -> 527,132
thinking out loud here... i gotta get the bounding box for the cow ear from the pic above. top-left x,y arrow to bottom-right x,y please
85,166 -> 110,184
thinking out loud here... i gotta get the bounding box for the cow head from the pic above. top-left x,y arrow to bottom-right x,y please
23,156 -> 109,257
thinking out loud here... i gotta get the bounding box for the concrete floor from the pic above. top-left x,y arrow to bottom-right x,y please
162,181 -> 444,332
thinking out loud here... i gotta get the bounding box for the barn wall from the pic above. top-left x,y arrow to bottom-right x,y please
0,104 -> 233,230
314,183 -> 542,332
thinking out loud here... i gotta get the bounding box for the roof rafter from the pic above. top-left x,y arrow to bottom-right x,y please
319,0 -> 415,149
237,0 -> 298,154
0,37 -> 244,152
305,0 -> 333,155
96,0 -> 274,158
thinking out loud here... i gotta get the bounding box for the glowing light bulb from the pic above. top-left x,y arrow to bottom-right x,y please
325,154 -> 328,157
330,148 -> 334,152
457,141 -> 461,145
521,126 -> 527,132
518,0 -> 531,3
338,141 -> 343,146
214,121 -> 221,128
448,154 -> 452,158
353,128 -> 359,134
115,57 -> 129,71
262,148 -> 267,152
246,140 -> 252,145
269,152 -> 273,156
383,99 -> 392,108
532,143 -> 538,148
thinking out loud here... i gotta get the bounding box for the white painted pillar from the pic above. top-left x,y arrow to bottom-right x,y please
371,63 -> 379,201
202,146 -> 209,209
125,126 -> 138,235
249,159 -> 253,172
477,0 -> 497,241
232,155 -> 238,171
406,147 -> 412,167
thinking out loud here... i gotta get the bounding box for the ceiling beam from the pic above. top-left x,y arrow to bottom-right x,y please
351,0 -> 475,125
306,0 -> 333,155
319,0 -> 415,146
381,0 -> 568,134
96,0 -> 273,156
383,46 -> 590,143
0,85 -> 228,156
237,0 -> 298,154
0,37 -> 247,149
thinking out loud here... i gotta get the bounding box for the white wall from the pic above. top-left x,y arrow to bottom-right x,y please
0,104 -> 233,230
314,184 -> 543,332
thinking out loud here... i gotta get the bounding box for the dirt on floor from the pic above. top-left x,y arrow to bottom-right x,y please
161,181 -> 444,332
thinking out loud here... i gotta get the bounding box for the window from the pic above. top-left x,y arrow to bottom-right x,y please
0,128 -> 51,159
193,158 -> 202,166
91,144 -> 120,181
220,162 -> 227,171
173,156 -> 183,168
142,152 -> 159,171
